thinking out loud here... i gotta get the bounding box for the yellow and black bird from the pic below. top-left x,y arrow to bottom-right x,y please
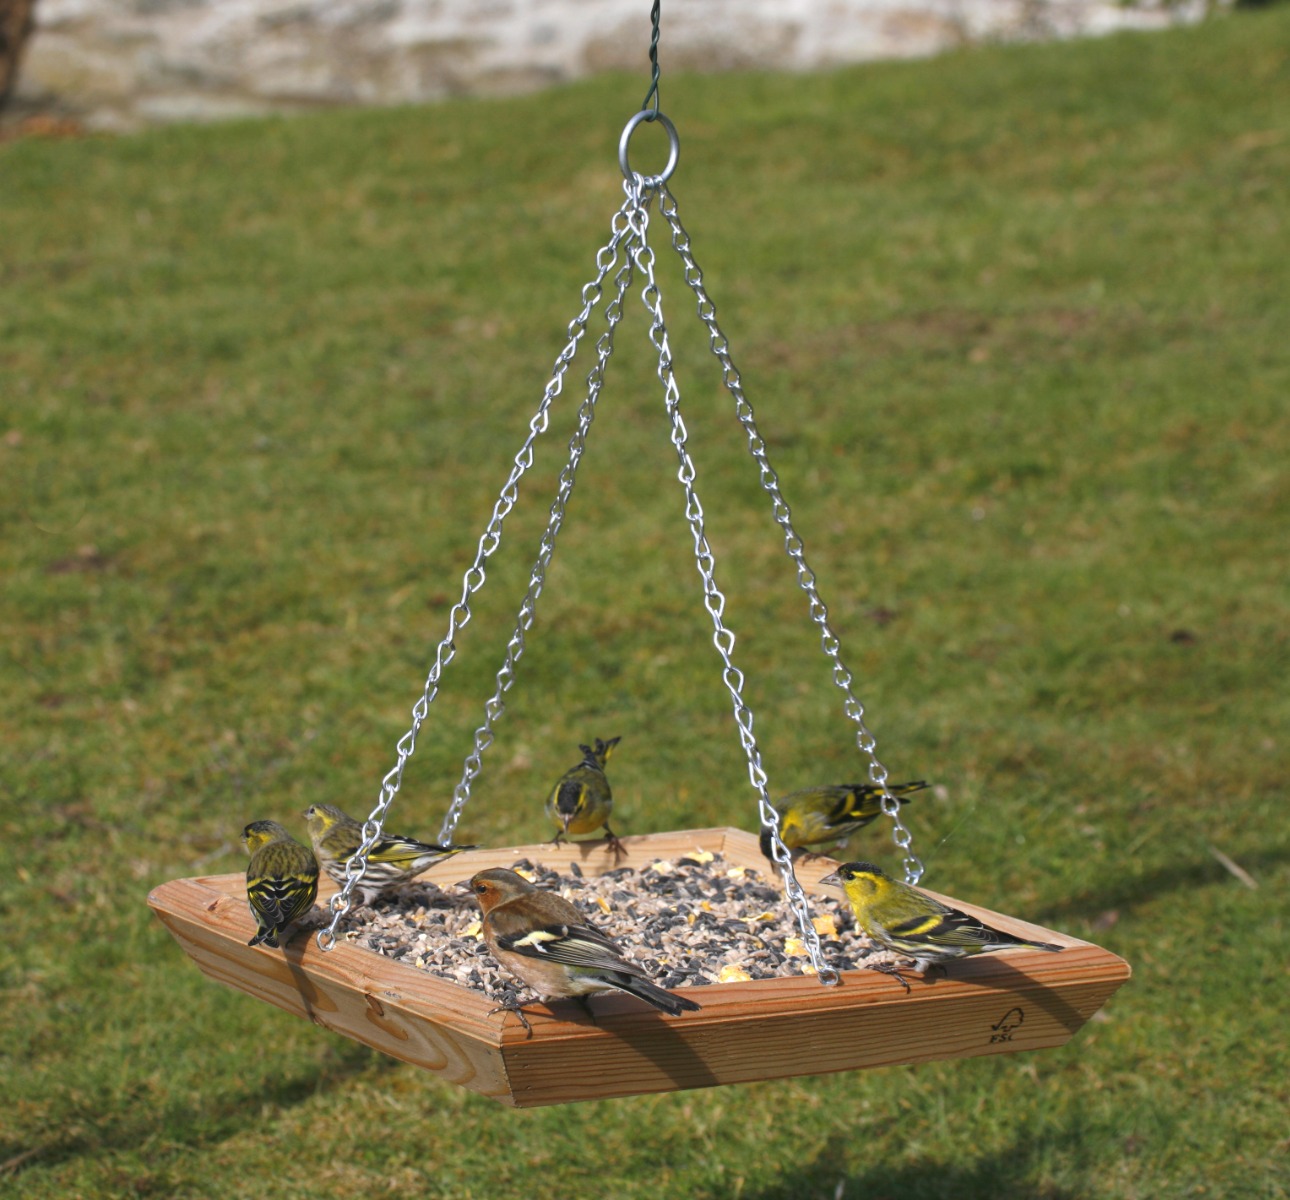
760,780 -> 928,859
242,820 -> 319,948
303,803 -> 473,906
466,867 -> 700,1021
545,736 -> 623,854
820,860 -> 1063,990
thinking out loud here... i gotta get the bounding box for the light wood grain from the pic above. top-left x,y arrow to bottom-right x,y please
149,827 -> 1130,1107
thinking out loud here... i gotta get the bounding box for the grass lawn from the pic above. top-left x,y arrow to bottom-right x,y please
2,7 -> 1287,1198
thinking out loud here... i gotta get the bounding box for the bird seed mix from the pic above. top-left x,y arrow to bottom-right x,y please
321,852 -> 889,1003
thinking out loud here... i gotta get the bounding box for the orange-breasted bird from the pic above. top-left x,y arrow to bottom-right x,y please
466,867 -> 700,1020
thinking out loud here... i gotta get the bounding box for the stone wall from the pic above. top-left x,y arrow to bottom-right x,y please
15,0 -> 1208,130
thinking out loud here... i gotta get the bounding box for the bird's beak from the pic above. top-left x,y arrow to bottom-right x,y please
817,870 -> 841,887
455,879 -> 474,893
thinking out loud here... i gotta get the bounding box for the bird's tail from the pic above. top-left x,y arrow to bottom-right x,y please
1019,939 -> 1064,953
248,927 -> 280,948
616,975 -> 701,1015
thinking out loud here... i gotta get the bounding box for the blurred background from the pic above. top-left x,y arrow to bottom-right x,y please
5,0 -> 1215,131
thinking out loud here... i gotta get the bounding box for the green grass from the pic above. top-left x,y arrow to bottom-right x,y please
2,8 -> 1288,1198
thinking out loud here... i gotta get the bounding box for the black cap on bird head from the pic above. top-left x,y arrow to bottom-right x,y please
817,860 -> 888,888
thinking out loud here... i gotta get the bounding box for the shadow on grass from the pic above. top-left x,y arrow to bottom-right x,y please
3,1036 -> 391,1181
1031,845 -> 1290,928
743,1124 -> 1090,1200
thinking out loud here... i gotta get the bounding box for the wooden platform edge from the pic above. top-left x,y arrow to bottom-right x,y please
148,827 -> 1130,1106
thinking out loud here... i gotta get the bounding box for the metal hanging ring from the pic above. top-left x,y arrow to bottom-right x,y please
619,110 -> 680,184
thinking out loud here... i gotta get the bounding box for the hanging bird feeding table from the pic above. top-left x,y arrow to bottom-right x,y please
149,4 -> 1129,1106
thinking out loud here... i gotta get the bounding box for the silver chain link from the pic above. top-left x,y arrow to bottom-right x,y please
436,221 -> 638,846
318,195 -> 639,951
625,177 -> 839,984
656,185 -> 924,886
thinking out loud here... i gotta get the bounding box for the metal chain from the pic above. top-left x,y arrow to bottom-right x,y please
318,104 -> 921,987
437,225 -> 638,845
318,194 -> 639,951
656,184 -> 925,885
625,176 -> 839,985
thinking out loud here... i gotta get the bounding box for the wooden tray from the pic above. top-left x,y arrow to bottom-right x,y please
148,827 -> 1130,1107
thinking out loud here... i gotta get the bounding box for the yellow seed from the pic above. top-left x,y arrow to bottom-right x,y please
648,859 -> 675,874
687,912 -> 697,926
784,937 -> 807,956
686,849 -> 715,864
513,867 -> 537,882
717,965 -> 753,983
725,867 -> 747,879
595,896 -> 613,916
700,899 -> 712,912
748,911 -> 777,923
802,963 -> 819,976
462,919 -> 482,939
811,914 -> 838,938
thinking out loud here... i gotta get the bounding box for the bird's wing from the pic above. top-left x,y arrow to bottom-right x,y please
494,920 -> 645,978
829,785 -> 879,824
369,834 -> 452,864
829,780 -> 926,828
885,903 -> 1011,950
248,875 -> 314,925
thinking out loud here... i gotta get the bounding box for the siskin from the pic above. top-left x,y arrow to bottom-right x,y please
303,803 -> 474,906
760,780 -> 928,858
820,860 -> 1063,989
545,736 -> 623,854
466,867 -> 700,1022
243,820 -> 319,948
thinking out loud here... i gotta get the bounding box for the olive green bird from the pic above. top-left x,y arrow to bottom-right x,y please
243,820 -> 319,948
760,780 -> 928,859
820,860 -> 1063,990
545,736 -> 623,854
303,803 -> 474,906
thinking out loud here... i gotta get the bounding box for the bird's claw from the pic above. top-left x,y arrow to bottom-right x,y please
604,829 -> 627,863
487,992 -> 534,1035
866,960 -> 913,994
